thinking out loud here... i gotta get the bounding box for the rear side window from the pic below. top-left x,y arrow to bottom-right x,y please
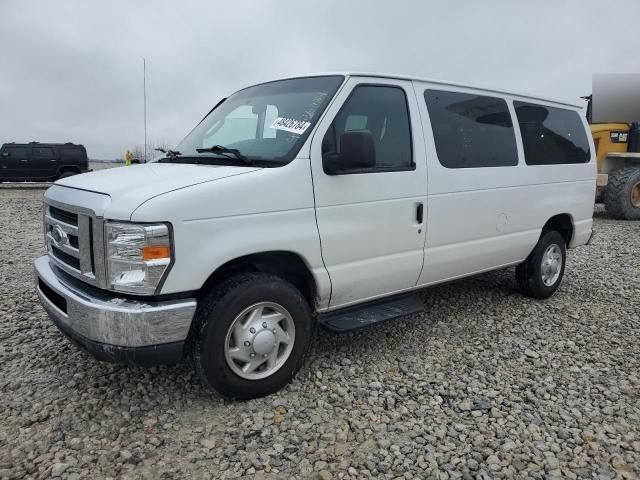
61,148 -> 84,159
33,147 -> 54,158
323,85 -> 413,170
514,102 -> 590,165
424,90 -> 518,168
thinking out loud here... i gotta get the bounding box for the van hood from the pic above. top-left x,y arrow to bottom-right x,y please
56,162 -> 260,219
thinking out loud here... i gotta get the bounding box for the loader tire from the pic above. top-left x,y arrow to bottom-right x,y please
604,167 -> 640,220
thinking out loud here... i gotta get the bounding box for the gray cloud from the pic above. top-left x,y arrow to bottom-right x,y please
1,0 -> 639,158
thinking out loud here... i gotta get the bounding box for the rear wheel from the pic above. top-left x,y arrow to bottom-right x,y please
191,273 -> 312,399
516,230 -> 566,299
604,166 -> 640,220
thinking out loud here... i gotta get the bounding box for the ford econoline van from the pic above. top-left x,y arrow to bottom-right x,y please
35,73 -> 596,399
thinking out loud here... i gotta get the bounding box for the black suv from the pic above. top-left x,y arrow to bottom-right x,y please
0,142 -> 89,181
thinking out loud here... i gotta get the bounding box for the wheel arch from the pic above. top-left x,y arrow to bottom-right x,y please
541,213 -> 574,246
56,165 -> 81,177
197,250 -> 319,308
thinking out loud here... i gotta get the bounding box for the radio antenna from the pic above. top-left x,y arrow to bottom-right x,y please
143,58 -> 148,163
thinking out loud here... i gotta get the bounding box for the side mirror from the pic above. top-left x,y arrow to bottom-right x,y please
323,130 -> 376,174
323,152 -> 343,175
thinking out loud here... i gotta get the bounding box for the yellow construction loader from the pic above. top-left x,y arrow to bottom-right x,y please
585,95 -> 640,220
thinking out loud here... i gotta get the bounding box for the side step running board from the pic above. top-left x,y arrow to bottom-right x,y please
317,293 -> 424,333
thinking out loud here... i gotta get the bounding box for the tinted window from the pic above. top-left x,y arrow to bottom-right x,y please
61,148 -> 84,159
424,90 -> 518,168
3,147 -> 28,157
33,147 -> 54,158
514,102 -> 590,165
323,85 -> 413,170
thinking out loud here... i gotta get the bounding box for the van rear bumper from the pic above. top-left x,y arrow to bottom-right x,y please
34,256 -> 197,366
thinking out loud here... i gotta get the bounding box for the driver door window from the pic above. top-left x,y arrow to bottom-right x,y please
321,85 -> 413,172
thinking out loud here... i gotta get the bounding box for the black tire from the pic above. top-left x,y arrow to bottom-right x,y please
604,166 -> 640,220
516,230 -> 566,299
190,273 -> 312,400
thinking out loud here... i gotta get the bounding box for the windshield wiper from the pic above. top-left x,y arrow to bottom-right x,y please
196,145 -> 252,165
155,148 -> 181,159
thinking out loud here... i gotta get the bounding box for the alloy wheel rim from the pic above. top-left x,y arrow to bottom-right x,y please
541,244 -> 562,287
224,302 -> 295,380
631,181 -> 640,208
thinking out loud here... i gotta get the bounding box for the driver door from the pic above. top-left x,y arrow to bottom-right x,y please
310,77 -> 427,308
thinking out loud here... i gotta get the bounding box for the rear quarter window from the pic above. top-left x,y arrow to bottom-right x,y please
514,102 -> 590,165
60,148 -> 85,160
424,90 -> 518,168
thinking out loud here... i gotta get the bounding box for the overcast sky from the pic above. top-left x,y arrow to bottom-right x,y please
1,0 -> 639,159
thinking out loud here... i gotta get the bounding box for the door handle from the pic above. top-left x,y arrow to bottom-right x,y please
416,202 -> 424,224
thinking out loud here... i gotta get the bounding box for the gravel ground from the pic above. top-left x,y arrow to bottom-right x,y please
1,188 -> 639,480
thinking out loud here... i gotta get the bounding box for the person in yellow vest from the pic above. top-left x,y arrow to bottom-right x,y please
124,149 -> 133,166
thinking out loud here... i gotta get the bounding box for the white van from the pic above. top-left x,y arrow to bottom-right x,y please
35,73 -> 596,399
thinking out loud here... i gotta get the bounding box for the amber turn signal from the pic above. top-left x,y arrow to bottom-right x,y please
142,245 -> 171,261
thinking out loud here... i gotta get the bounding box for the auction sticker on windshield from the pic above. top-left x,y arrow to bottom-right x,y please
270,117 -> 311,135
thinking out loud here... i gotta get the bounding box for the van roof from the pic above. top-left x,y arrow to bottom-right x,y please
269,72 -> 584,110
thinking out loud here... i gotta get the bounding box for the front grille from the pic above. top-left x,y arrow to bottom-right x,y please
51,245 -> 81,270
49,205 -> 78,226
43,187 -> 109,289
44,202 -> 101,286
68,234 -> 79,249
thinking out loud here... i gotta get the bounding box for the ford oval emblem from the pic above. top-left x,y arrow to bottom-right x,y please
51,225 -> 68,246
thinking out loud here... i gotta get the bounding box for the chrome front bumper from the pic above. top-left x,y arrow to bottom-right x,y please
35,256 -> 197,365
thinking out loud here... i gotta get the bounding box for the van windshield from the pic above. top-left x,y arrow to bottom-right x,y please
171,76 -> 344,165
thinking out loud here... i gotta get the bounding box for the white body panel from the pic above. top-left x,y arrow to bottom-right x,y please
130,159 -> 332,307
309,76 -> 428,307
52,72 -> 596,314
56,163 -> 260,220
413,81 -> 596,287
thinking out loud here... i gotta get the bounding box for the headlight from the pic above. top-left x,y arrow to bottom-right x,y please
105,222 -> 173,295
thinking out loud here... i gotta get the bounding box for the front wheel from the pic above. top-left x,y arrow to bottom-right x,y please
191,273 -> 312,399
516,230 -> 566,299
